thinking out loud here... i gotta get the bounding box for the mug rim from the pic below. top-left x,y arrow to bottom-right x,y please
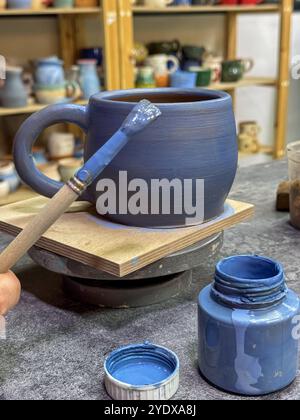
90,88 -> 231,108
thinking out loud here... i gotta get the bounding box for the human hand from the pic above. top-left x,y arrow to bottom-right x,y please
0,271 -> 21,316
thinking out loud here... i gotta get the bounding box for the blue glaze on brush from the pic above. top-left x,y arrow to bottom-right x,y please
104,342 -> 179,387
198,255 -> 300,396
76,100 -> 161,186
13,88 -> 237,227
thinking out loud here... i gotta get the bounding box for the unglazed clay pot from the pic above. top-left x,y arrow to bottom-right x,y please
13,88 -> 238,227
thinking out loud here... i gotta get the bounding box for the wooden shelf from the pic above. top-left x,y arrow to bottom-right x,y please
0,7 -> 101,16
0,79 -> 276,116
133,4 -> 280,15
0,100 -> 88,117
208,76 -> 277,90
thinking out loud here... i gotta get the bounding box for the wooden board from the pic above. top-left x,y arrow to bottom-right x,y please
0,197 -> 254,277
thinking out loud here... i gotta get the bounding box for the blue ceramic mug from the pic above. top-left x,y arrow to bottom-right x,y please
173,0 -> 192,4
13,88 -> 238,227
170,70 -> 197,88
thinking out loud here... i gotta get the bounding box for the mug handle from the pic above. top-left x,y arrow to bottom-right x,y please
167,55 -> 179,74
243,58 -> 254,73
13,103 -> 88,199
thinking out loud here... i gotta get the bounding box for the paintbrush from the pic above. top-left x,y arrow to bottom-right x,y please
0,100 -> 161,274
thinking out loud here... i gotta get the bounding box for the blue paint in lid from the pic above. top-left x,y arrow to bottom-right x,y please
104,342 -> 179,388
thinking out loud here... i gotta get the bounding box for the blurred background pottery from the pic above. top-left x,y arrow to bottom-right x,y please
79,47 -> 103,67
32,147 -> 48,166
133,43 -> 149,65
66,65 -> 82,99
0,0 -> 7,8
7,0 -> 32,8
202,54 -> 222,83
54,0 -> 74,7
182,45 -> 205,62
147,40 -> 181,56
47,132 -> 75,160
172,0 -> 192,4
170,70 -> 196,87
0,161 -> 20,192
143,0 -> 173,6
146,54 -> 179,75
0,180 -> 10,198
58,157 -> 83,183
135,66 -> 156,88
77,59 -> 101,99
182,59 -> 201,71
238,121 -> 261,153
0,66 -> 28,108
74,138 -> 84,159
32,0 -> 47,8
189,66 -> 212,87
220,0 -> 238,4
192,0 -> 219,3
221,58 -> 254,82
35,84 -> 71,104
35,57 -> 65,87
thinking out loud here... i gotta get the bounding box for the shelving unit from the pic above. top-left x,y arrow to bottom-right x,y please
117,0 -> 293,158
0,1 -> 120,94
0,100 -> 88,117
0,1 -> 294,159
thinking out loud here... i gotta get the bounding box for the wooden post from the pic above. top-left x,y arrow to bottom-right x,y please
58,15 -> 77,68
117,0 -> 135,89
274,0 -> 293,158
102,0 -> 120,90
226,12 -> 237,108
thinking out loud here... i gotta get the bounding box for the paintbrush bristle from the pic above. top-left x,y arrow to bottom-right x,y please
120,99 -> 162,136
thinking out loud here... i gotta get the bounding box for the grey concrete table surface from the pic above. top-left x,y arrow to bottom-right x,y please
0,159 -> 299,400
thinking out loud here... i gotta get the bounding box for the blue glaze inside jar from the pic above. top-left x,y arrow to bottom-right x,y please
105,342 -> 179,387
198,255 -> 300,396
212,255 -> 287,309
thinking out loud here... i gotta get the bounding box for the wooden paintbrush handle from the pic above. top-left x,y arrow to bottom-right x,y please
0,184 -> 79,274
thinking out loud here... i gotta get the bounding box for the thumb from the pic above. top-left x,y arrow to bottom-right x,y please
0,271 -> 21,316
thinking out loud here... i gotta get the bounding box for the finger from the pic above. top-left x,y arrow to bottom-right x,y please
0,271 -> 21,316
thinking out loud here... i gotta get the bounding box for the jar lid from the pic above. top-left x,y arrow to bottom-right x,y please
104,342 -> 179,400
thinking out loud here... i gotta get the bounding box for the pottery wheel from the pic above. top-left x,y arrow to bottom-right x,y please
28,232 -> 223,308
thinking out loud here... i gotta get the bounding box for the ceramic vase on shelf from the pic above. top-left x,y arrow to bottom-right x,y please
77,59 -> 101,100
34,56 -> 78,104
35,56 -> 65,86
7,0 -> 32,7
0,66 -> 28,108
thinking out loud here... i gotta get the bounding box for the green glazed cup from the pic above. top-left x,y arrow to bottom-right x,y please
190,67 -> 212,87
221,58 -> 254,83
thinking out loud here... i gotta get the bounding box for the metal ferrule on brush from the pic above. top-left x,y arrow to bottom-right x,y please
67,176 -> 88,195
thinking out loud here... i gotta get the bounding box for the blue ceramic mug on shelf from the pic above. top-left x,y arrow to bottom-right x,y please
173,0 -> 192,4
13,88 -> 238,227
170,70 -> 197,88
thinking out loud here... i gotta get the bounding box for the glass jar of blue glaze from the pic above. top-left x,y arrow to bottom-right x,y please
198,255 -> 300,396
